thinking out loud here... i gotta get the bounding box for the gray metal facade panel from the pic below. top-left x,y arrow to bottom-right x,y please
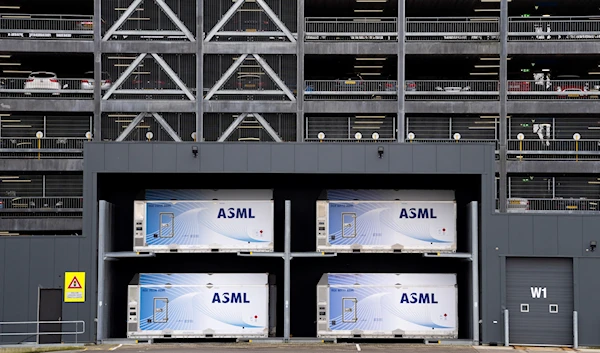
460,145 -> 487,174
582,217 -> 600,258
532,216 -> 558,256
365,145 -> 390,173
436,145 -> 461,173
508,216 -> 534,255
557,217 -> 583,257
389,145 -> 413,173
340,145 -> 366,172
294,144 -> 318,173
316,145 -> 343,173
152,144 -> 178,172
412,144 -> 437,173
271,144 -> 296,172
200,144 -> 225,172
576,258 -> 600,346
505,257 -> 574,346
104,145 -> 128,171
175,144 -> 201,172
247,144 -> 272,172
128,144 -> 153,172
2,239 -> 32,342
224,144 -> 249,172
28,239 -> 56,321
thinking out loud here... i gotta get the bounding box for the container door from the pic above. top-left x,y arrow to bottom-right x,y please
342,297 -> 358,323
342,212 -> 357,238
159,212 -> 174,238
153,298 -> 169,323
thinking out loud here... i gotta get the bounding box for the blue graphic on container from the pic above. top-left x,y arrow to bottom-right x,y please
144,201 -> 273,246
327,201 -> 455,246
326,274 -> 456,333
137,274 -> 268,333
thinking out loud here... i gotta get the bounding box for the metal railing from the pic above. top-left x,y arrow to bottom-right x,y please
0,197 -> 83,211
304,138 -> 396,143
0,77 -> 94,99
507,139 -> 600,160
0,13 -> 94,39
410,138 -> 499,149
405,80 -> 499,100
506,198 -> 600,213
0,137 -> 86,159
507,80 -> 600,100
304,80 -> 397,100
509,16 -> 600,41
0,320 -> 85,343
305,17 -> 397,41
406,17 -> 499,41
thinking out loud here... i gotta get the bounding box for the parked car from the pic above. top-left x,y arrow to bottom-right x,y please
24,72 -> 61,95
81,71 -> 112,90
334,77 -> 365,91
236,74 -> 266,89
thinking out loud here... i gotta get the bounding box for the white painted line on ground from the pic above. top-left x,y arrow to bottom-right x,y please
109,343 -> 123,351
356,343 -> 362,351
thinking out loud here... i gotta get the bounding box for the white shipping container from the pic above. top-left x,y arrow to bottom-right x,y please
316,273 -> 458,339
316,200 -> 457,253
133,200 -> 274,253
127,273 -> 276,339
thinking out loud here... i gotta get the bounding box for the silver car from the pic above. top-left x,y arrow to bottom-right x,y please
24,71 -> 61,95
81,71 -> 112,90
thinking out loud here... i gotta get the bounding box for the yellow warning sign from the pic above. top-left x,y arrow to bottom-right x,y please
64,272 -> 85,303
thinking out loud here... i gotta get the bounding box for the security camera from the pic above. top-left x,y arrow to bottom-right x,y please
591,241 -> 597,252
192,146 -> 198,158
377,146 -> 384,159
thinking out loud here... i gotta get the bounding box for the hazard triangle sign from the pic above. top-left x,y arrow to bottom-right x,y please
68,276 -> 82,289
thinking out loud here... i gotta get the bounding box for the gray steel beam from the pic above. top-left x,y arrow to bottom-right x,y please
215,90 -> 285,95
304,101 -> 398,114
506,160 -> 600,174
197,0 -> 204,142
283,200 -> 291,342
154,0 -> 196,42
498,0 -> 508,213
0,217 -> 82,232
297,0 -> 305,141
203,42 -> 297,54
0,99 -> 94,112
304,42 -> 399,55
101,41 -> 197,53
508,41 -> 600,54
404,101 -> 500,114
203,101 -> 296,113
94,0 -> 102,141
151,113 -> 182,142
151,53 -> 196,100
102,53 -> 147,100
253,113 -> 283,142
252,54 -> 296,101
406,42 -> 500,55
204,0 -> 246,42
204,54 -> 248,100
0,39 -> 94,53
216,31 -> 287,37
397,0 -> 406,142
217,113 -> 248,142
102,0 -> 143,41
110,89 -> 186,95
255,0 -> 296,42
115,113 -> 146,142
508,101 -> 600,114
101,100 -> 196,112
0,159 -> 83,171
113,30 -> 184,36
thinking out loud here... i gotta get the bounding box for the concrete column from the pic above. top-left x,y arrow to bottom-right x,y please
197,0 -> 204,141
397,0 -> 406,142
498,0 -> 508,212
93,0 -> 102,141
296,0 -> 305,141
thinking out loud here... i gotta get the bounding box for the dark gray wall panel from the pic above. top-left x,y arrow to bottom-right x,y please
152,144 -> 177,172
508,216 -> 534,255
104,145 -> 128,171
199,144 -> 224,172
78,233 -> 93,338
2,239 -> 31,342
389,145 -> 413,173
175,144 -> 200,172
247,145 -> 272,172
294,145 -> 318,173
412,145 -> 436,173
317,145 -> 342,173
224,145 -> 248,172
460,145 -> 486,174
533,216 -> 558,256
53,238 -> 80,341
271,145 -> 295,173
365,145 -> 390,173
0,240 -> 4,342
28,239 -> 56,322
128,144 -> 152,172
437,145 -> 460,173
577,258 -> 600,346
84,145 -> 105,171
582,217 -> 600,258
557,217 -> 583,257
341,145 -> 365,172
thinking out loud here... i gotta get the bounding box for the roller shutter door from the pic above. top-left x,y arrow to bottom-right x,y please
506,257 -> 573,346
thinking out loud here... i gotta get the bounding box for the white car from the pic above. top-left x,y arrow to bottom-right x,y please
81,71 -> 112,90
24,72 -> 61,95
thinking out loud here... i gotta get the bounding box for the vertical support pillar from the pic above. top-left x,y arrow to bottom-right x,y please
96,200 -> 107,342
296,0 -> 305,141
93,0 -> 102,141
573,311 -> 578,349
469,201 -> 480,345
397,0 -> 406,142
504,309 -> 509,346
498,0 -> 509,212
196,0 -> 204,141
283,200 -> 291,341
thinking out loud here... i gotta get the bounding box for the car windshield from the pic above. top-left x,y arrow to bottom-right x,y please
31,73 -> 55,78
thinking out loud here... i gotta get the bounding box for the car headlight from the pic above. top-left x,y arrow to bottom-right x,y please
435,86 -> 442,91
463,86 -> 471,91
